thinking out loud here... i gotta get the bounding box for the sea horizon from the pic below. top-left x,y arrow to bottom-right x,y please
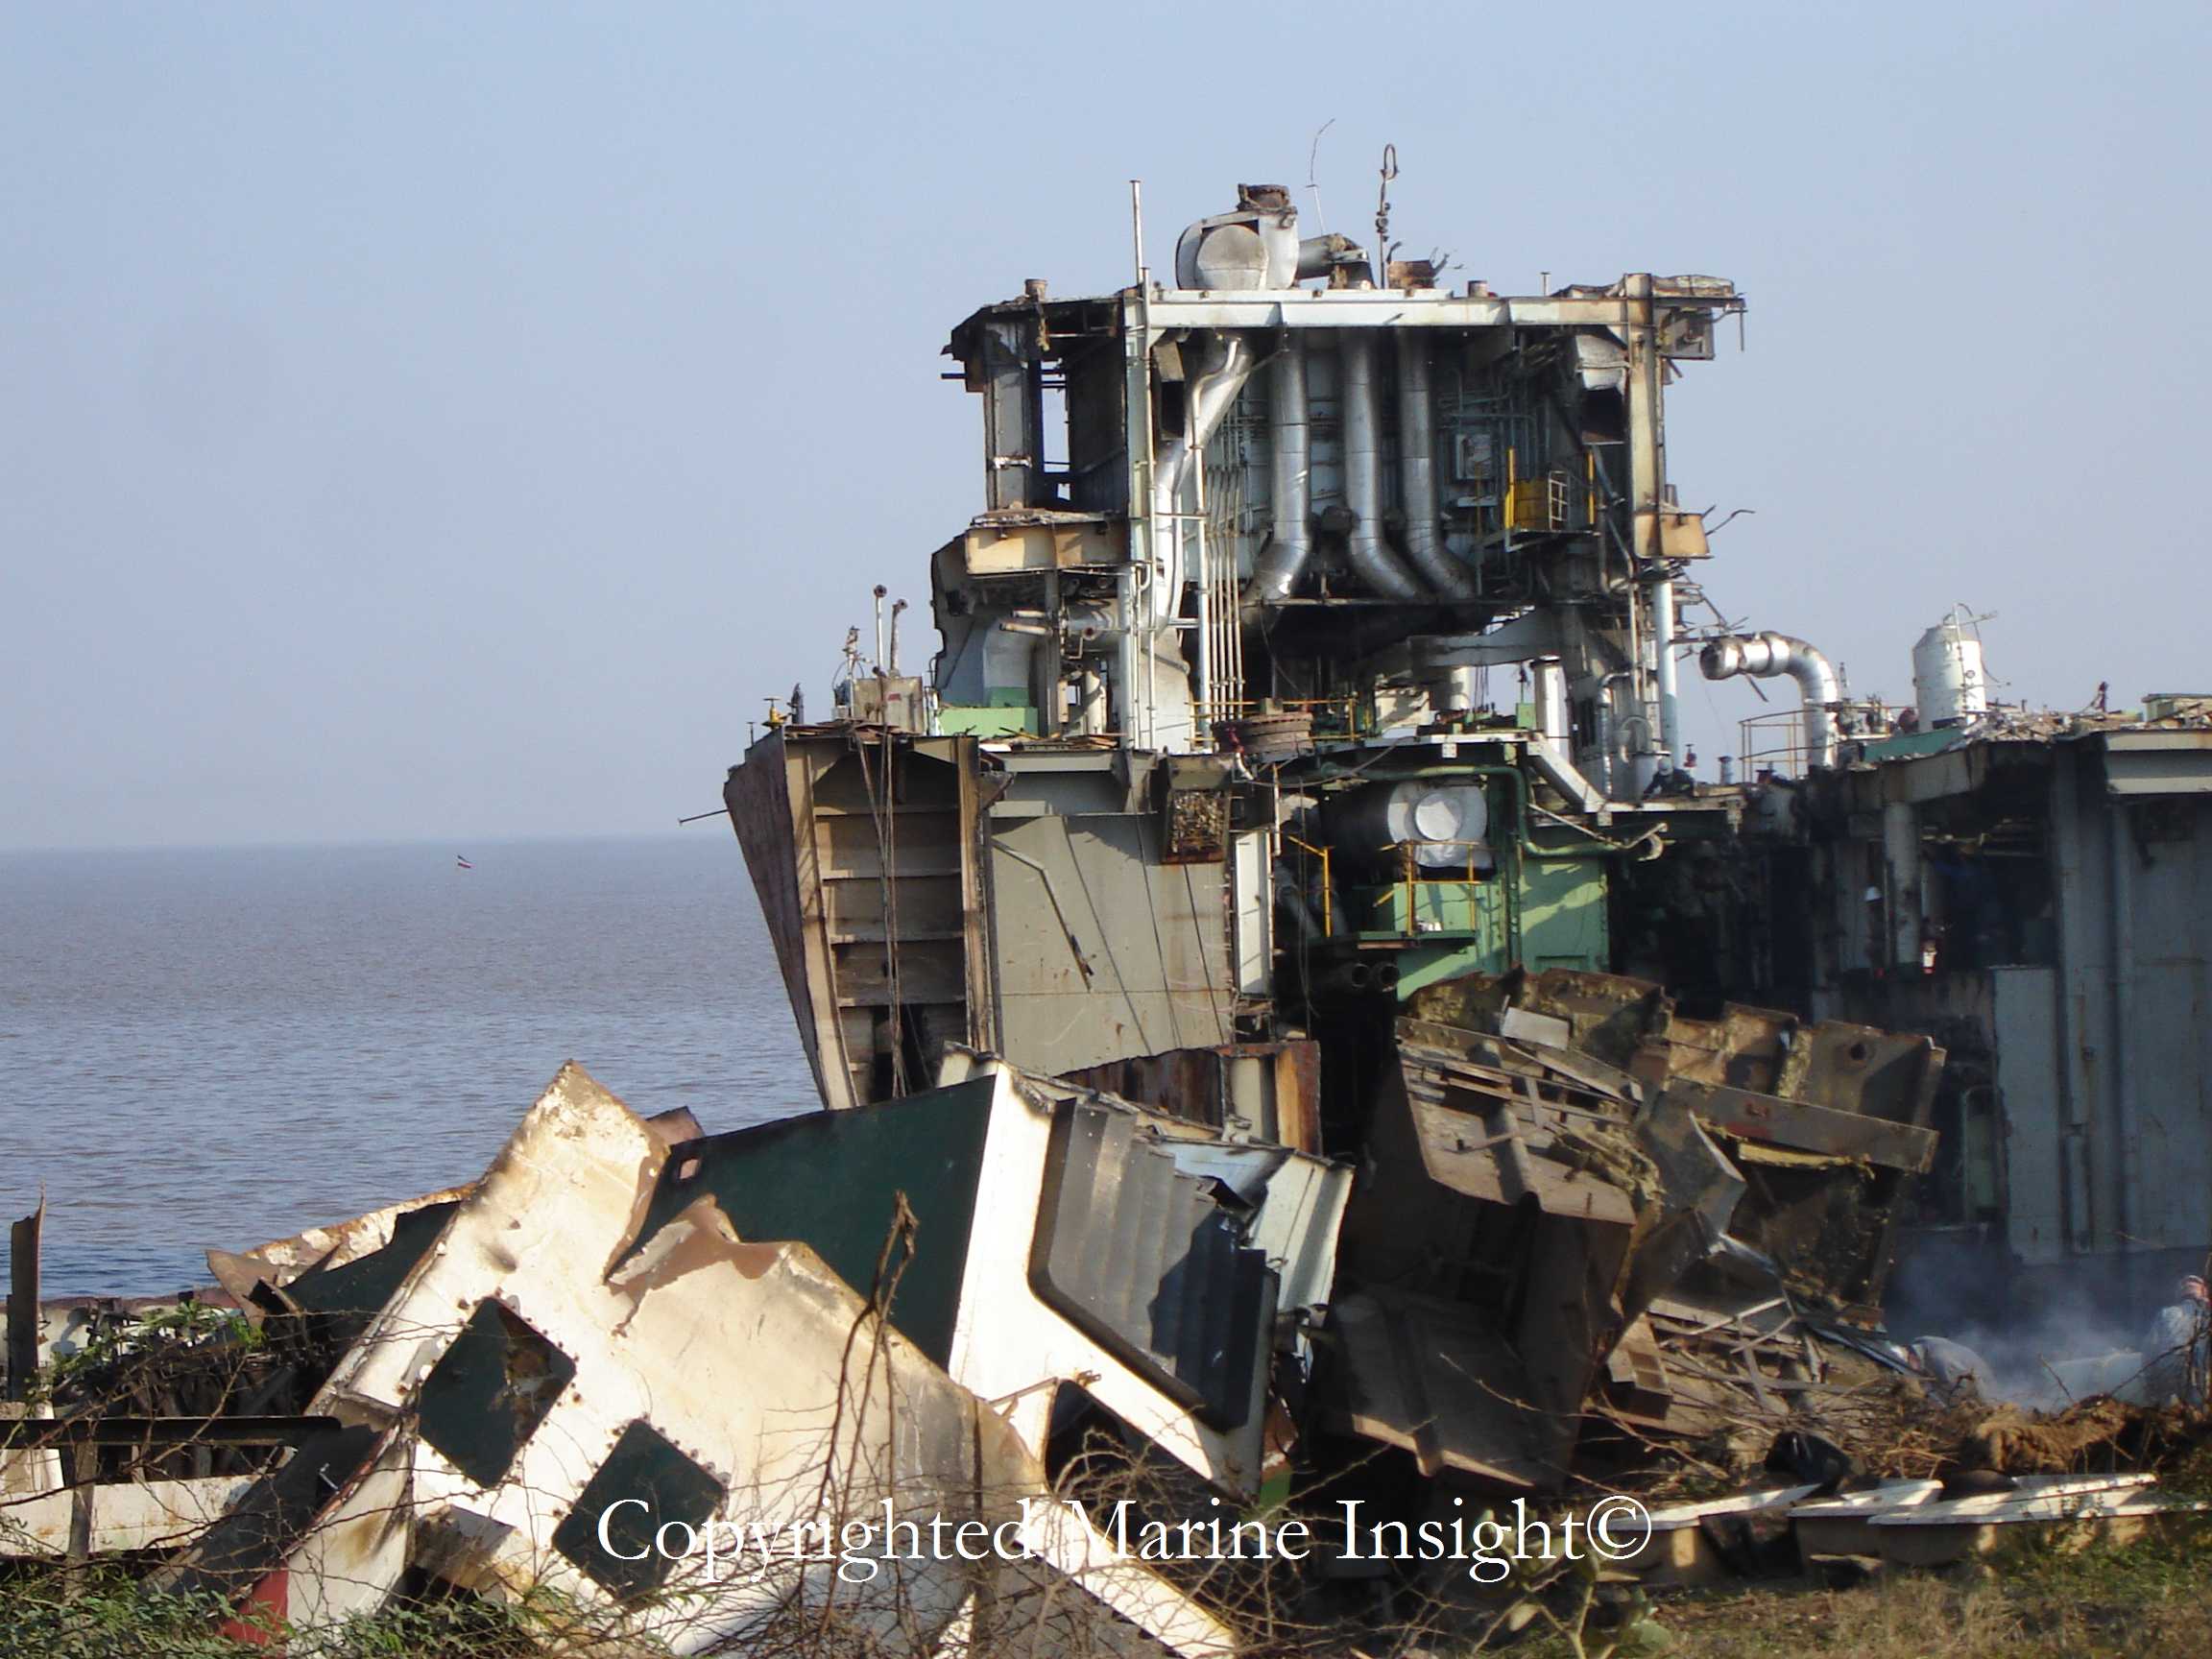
0,833 -> 812,1294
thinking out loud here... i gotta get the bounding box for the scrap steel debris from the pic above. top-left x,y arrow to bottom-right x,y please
8,974 -> 2202,1651
12,176 -> 2212,1649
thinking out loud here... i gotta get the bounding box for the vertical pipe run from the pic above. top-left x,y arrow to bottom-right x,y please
1339,333 -> 1426,600
1395,334 -> 1475,598
1121,288 -> 1155,747
1652,576 -> 1681,763
1192,410 -> 1214,730
1245,336 -> 1311,604
1152,333 -> 1261,622
1130,180 -> 1146,285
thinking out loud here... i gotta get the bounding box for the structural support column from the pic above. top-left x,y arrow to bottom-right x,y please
1120,290 -> 1158,748
1622,273 -> 1671,782
1884,801 -> 1921,970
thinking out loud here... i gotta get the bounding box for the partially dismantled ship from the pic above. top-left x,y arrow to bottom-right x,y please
9,177 -> 2209,1657
719,166 -> 2212,1552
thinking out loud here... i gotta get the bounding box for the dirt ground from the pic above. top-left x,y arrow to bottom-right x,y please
1591,1532 -> 2212,1658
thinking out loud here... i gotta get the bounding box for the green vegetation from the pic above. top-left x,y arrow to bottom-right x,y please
0,1570 -> 662,1659
1501,1530 -> 2212,1659
33,1302 -> 261,1407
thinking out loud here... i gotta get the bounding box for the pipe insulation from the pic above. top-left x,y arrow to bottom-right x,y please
1244,336 -> 1311,604
1395,335 -> 1475,598
1150,331 -> 1261,622
1339,332 -> 1427,600
1698,631 -> 1841,769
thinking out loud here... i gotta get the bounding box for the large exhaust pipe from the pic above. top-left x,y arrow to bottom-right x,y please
1150,331 -> 1262,621
1340,332 -> 1426,600
1244,335 -> 1311,605
1396,335 -> 1474,598
1699,632 -> 1841,769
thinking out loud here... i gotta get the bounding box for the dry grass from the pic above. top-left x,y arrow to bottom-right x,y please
1497,1530 -> 2212,1659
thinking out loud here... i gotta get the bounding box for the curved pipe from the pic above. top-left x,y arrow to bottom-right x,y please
1339,332 -> 1427,600
1150,332 -> 1261,622
981,616 -> 1046,704
1244,336 -> 1311,605
1395,336 -> 1475,598
1296,232 -> 1359,279
1699,632 -> 1841,769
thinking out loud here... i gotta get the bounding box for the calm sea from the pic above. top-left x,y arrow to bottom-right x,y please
0,836 -> 815,1295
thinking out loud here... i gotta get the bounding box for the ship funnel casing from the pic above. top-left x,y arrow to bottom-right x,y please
1911,618 -> 1989,727
1173,185 -> 1300,290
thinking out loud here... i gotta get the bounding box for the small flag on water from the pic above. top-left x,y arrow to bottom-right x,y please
456,855 -> 474,870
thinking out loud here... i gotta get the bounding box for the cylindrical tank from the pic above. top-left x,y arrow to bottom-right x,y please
1912,615 -> 1989,728
1173,185 -> 1300,290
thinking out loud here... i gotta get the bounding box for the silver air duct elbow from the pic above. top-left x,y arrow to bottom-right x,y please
1395,335 -> 1475,599
1244,336 -> 1310,605
1339,332 -> 1427,600
1699,632 -> 1841,769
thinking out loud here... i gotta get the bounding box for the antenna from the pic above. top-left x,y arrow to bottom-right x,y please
1305,118 -> 1335,233
1373,143 -> 1399,285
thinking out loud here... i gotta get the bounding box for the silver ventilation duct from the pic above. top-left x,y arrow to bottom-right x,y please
1395,335 -> 1474,599
1699,632 -> 1841,769
1244,336 -> 1310,605
1296,232 -> 1362,280
1149,331 -> 1262,621
1173,185 -> 1300,290
1339,333 -> 1426,601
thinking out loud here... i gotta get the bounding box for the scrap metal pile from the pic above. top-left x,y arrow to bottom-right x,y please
6,1057 -> 1352,1653
19,965 -> 2165,1652
12,173 -> 2212,1651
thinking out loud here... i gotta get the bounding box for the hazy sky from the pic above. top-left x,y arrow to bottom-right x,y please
4,2 -> 2204,850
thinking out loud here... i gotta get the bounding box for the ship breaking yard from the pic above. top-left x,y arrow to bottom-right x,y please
8,179 -> 2212,1657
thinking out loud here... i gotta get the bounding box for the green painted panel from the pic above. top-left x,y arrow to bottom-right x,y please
1358,879 -> 1508,940
1517,854 -> 1609,970
625,1077 -> 998,1368
939,703 -> 1036,737
1351,852 -> 1608,997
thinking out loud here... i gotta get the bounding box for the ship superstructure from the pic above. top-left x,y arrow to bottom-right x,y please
727,172 -> 2212,1403
730,181 -> 1767,1114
